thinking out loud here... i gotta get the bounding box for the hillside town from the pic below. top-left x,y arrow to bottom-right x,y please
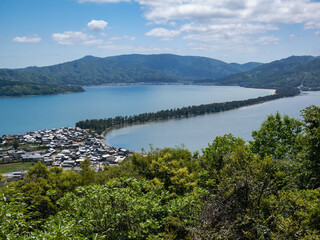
0,127 -> 131,180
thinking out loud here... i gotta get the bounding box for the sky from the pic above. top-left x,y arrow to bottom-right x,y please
1,0 -> 320,68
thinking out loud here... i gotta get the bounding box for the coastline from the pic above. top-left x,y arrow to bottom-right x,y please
0,89 -> 84,98
1,82 -> 278,98
99,89 -> 298,148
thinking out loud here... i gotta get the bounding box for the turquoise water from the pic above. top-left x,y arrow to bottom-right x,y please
0,85 -> 273,136
105,91 -> 320,152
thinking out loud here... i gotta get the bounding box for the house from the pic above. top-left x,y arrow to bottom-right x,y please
7,172 -> 24,182
61,160 -> 76,167
21,154 -> 44,162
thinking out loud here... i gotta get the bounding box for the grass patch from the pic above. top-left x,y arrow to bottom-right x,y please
0,162 -> 35,173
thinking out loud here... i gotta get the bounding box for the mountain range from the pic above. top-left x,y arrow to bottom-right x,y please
0,54 -> 261,86
0,54 -> 319,96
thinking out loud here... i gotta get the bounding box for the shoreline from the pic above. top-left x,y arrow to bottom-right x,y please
98,89 -> 300,148
0,89 -> 84,98
0,83 -> 275,98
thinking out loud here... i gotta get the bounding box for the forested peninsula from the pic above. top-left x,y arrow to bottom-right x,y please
76,87 -> 300,134
0,79 -> 84,97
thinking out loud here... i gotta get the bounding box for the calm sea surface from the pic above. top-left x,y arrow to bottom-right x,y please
105,90 -> 320,152
0,85 -> 272,136
2,85 -> 318,153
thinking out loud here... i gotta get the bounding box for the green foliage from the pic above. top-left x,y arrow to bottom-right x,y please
12,139 -> 19,149
80,158 -> 95,185
251,112 -> 303,159
2,163 -> 83,221
122,147 -> 198,195
30,178 -> 205,239
195,138 -> 309,239
301,105 -> 320,188
201,134 -> 245,172
0,194 -> 32,239
267,189 -> 320,239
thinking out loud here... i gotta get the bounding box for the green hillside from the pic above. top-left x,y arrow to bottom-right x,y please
2,54 -> 319,92
0,54 -> 261,86
108,54 -> 262,80
212,56 -> 320,89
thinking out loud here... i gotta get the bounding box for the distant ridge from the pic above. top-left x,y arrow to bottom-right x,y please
209,56 -> 320,90
1,54 -> 319,90
0,54 -> 262,86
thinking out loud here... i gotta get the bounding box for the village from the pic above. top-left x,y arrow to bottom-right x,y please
0,127 -> 131,181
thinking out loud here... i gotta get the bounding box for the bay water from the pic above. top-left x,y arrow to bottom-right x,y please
0,85 -> 272,136
105,91 -> 320,152
2,85 -> 318,153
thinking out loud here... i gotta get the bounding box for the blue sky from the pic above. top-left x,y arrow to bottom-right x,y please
1,0 -> 320,68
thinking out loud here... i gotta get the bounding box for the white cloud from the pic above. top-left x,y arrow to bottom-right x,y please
83,39 -> 105,45
145,28 -> 180,40
180,22 -> 277,38
109,35 -> 136,41
289,34 -> 298,39
52,31 -> 95,45
12,35 -> 41,43
145,21 -> 277,49
304,21 -> 320,30
256,35 -> 280,45
186,41 -> 256,54
87,20 -> 108,31
79,0 -> 130,3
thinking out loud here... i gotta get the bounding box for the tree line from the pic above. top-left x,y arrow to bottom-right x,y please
76,87 -> 300,134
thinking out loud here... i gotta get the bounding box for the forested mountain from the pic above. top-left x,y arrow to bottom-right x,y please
0,54 -> 261,86
107,54 -> 262,81
211,56 -> 320,89
1,54 -> 319,92
0,79 -> 84,97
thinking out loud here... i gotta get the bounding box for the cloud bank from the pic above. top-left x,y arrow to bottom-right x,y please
52,31 -> 95,45
79,0 -> 320,52
136,0 -> 320,51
